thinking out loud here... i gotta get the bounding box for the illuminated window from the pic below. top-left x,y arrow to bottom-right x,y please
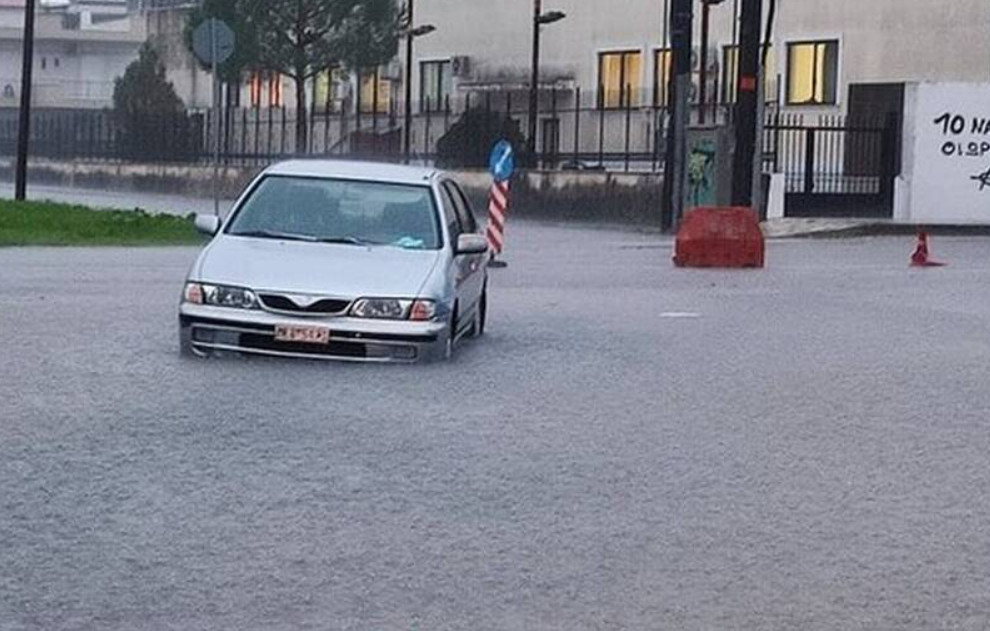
722,45 -> 777,104
268,73 -> 284,108
653,49 -> 672,107
787,40 -> 838,105
420,60 -> 452,111
598,50 -> 642,109
359,68 -> 392,114
314,68 -> 347,112
248,71 -> 262,108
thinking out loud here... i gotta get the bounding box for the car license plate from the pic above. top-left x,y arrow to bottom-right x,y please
274,324 -> 331,345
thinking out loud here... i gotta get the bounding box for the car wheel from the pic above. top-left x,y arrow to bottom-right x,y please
473,289 -> 487,338
443,306 -> 458,360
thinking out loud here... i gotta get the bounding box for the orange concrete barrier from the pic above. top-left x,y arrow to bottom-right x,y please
673,207 -> 765,268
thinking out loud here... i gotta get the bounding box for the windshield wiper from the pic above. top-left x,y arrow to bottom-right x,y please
314,236 -> 378,246
230,229 -> 317,242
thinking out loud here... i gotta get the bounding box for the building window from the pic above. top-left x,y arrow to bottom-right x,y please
41,57 -> 47,70
248,71 -> 262,108
420,60 -> 451,111
722,45 -> 777,104
787,40 -> 838,106
314,68 -> 347,113
359,68 -> 391,114
598,50 -> 642,109
268,73 -> 284,107
653,49 -> 672,107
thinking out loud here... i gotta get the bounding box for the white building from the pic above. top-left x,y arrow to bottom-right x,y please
410,0 -> 990,119
0,0 -> 145,109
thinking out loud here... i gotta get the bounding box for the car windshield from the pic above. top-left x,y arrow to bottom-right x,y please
226,175 -> 441,250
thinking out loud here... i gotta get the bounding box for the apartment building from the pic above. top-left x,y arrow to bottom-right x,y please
0,0 -> 144,109
409,0 -> 990,117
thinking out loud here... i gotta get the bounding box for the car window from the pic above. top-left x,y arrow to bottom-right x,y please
442,181 -> 478,234
226,175 -> 441,250
439,184 -> 462,240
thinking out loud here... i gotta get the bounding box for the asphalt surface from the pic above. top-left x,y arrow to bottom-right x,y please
2,226 -> 990,630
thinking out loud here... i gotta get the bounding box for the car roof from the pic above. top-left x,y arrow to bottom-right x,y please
263,159 -> 442,186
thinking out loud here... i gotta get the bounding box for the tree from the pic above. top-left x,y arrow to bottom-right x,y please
113,44 -> 194,160
184,0 -> 259,96
247,0 -> 400,151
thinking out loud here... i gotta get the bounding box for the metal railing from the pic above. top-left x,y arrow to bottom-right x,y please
0,88 -> 798,173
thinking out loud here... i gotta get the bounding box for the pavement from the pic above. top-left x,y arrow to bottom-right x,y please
3,222 -> 990,629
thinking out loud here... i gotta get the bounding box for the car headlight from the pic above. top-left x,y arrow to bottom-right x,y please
183,282 -> 259,309
350,298 -> 436,321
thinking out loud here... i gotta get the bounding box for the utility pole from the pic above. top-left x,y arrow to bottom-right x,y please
699,0 -> 711,125
661,0 -> 692,230
15,0 -> 37,201
731,0 -> 763,207
527,0 -> 541,160
403,0 -> 415,164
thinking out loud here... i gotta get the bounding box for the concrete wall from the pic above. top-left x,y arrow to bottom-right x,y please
0,157 -> 665,225
898,82 -> 990,224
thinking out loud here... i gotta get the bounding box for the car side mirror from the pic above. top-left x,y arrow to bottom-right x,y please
456,233 -> 488,256
194,214 -> 221,236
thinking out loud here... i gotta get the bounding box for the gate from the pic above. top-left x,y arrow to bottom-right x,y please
764,114 -> 900,218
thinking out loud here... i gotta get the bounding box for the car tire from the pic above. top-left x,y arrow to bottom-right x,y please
473,289 -> 487,338
443,306 -> 458,360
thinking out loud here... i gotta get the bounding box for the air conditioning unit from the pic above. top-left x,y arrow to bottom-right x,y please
690,47 -> 719,74
689,74 -> 719,104
451,56 -> 472,78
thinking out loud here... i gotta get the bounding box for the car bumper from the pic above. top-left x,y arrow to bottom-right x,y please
179,304 -> 448,363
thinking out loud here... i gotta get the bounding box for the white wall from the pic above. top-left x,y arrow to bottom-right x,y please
413,0 -> 990,114
901,82 -> 990,224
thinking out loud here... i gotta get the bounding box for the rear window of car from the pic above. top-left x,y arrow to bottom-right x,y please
225,175 -> 442,250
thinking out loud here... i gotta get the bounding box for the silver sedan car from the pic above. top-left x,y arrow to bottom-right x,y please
179,160 -> 490,362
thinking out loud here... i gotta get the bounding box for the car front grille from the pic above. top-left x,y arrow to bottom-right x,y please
258,294 -> 351,315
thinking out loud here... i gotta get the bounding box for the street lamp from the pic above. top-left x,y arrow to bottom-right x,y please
527,0 -> 566,161
403,0 -> 436,164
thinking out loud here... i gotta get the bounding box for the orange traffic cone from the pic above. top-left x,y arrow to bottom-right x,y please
910,232 -> 946,267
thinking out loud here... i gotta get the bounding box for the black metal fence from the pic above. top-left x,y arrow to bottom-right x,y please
1,89 -> 751,172
764,113 -> 900,217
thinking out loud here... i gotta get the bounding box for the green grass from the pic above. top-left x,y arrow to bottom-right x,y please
0,200 -> 205,246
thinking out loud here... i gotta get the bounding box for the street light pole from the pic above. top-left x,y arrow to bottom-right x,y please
526,1 -> 565,163
403,0 -> 415,164
15,0 -> 37,201
527,0 -> 541,160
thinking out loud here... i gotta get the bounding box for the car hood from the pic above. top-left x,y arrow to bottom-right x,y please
195,235 -> 442,298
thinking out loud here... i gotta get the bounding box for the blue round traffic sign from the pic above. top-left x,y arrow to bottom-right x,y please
489,140 -> 515,182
